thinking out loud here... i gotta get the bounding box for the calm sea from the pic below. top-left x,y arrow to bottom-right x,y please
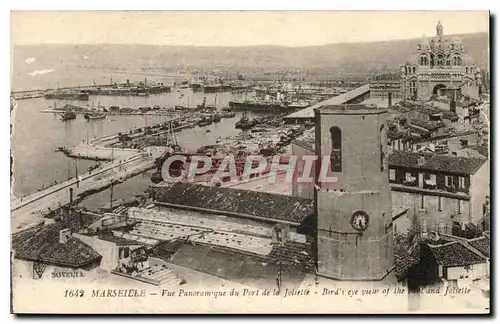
11,84 -> 263,209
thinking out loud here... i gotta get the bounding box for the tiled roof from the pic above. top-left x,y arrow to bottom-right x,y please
12,222 -> 102,268
152,183 -> 314,224
153,239 -> 311,288
468,237 -> 490,258
397,101 -> 459,121
268,241 -> 315,272
412,130 -> 478,144
389,151 -> 487,175
98,233 -> 145,246
469,145 -> 489,158
428,241 -> 486,267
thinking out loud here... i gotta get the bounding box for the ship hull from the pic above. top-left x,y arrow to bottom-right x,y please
229,101 -> 284,112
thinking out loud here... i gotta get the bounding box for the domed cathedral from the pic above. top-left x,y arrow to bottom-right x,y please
401,21 -> 483,101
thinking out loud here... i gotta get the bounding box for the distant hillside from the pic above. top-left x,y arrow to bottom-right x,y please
12,32 -> 489,89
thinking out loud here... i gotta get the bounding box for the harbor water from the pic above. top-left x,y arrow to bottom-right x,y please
11,88 -> 266,207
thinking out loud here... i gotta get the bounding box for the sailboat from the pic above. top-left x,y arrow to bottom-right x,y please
84,100 -> 106,121
59,102 -> 76,121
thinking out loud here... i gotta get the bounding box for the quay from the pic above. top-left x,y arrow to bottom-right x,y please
11,153 -> 156,233
11,84 -> 114,100
40,109 -> 180,116
11,115 -> 193,232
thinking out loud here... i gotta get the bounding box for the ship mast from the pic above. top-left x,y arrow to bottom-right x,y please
243,89 -> 248,118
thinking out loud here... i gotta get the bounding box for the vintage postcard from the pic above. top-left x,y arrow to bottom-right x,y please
10,11 -> 490,314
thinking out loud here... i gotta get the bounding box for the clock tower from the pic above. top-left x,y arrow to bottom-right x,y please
314,105 -> 394,281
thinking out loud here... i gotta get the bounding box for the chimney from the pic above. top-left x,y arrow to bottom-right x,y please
59,228 -> 71,244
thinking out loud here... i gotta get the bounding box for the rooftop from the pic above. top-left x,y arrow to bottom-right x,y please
152,183 -> 315,224
12,222 -> 102,268
98,233 -> 147,246
412,130 -> 478,144
389,151 -> 487,175
315,104 -> 386,115
427,241 -> 487,267
284,84 -> 370,119
468,236 -> 490,258
467,144 -> 489,158
152,239 -> 313,289
396,101 -> 459,122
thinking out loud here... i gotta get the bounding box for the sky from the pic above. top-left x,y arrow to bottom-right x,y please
11,11 -> 489,47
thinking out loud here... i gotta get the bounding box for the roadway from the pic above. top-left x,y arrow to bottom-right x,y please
11,155 -> 155,233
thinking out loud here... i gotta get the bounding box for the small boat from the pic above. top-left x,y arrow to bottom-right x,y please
198,120 -> 213,127
85,112 -> 106,120
221,111 -> 236,118
59,104 -> 76,121
235,115 -> 256,130
60,111 -> 76,121
85,101 -> 107,120
213,113 -> 221,123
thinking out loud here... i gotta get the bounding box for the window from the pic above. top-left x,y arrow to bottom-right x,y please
389,169 -> 396,181
330,127 -> 342,172
453,54 -> 462,66
421,195 -> 425,209
425,174 -> 437,186
420,54 -> 428,66
445,175 -> 453,187
459,177 -> 466,189
458,200 -> 461,214
405,172 -> 416,183
436,54 -> 444,67
438,196 -> 443,212
123,247 -> 130,258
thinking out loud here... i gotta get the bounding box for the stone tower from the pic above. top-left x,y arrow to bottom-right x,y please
314,105 -> 394,281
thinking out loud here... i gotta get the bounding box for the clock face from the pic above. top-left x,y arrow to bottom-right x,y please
350,211 -> 369,231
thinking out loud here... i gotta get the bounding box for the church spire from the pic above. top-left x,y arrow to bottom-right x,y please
436,21 -> 443,36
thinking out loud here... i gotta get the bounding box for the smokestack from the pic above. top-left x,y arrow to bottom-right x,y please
388,92 -> 393,107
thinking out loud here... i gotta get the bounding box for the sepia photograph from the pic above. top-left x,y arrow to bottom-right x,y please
9,10 -> 490,314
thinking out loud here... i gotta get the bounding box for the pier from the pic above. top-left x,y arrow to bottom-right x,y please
11,153 -> 155,232
10,115 -> 193,232
11,84 -> 115,100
